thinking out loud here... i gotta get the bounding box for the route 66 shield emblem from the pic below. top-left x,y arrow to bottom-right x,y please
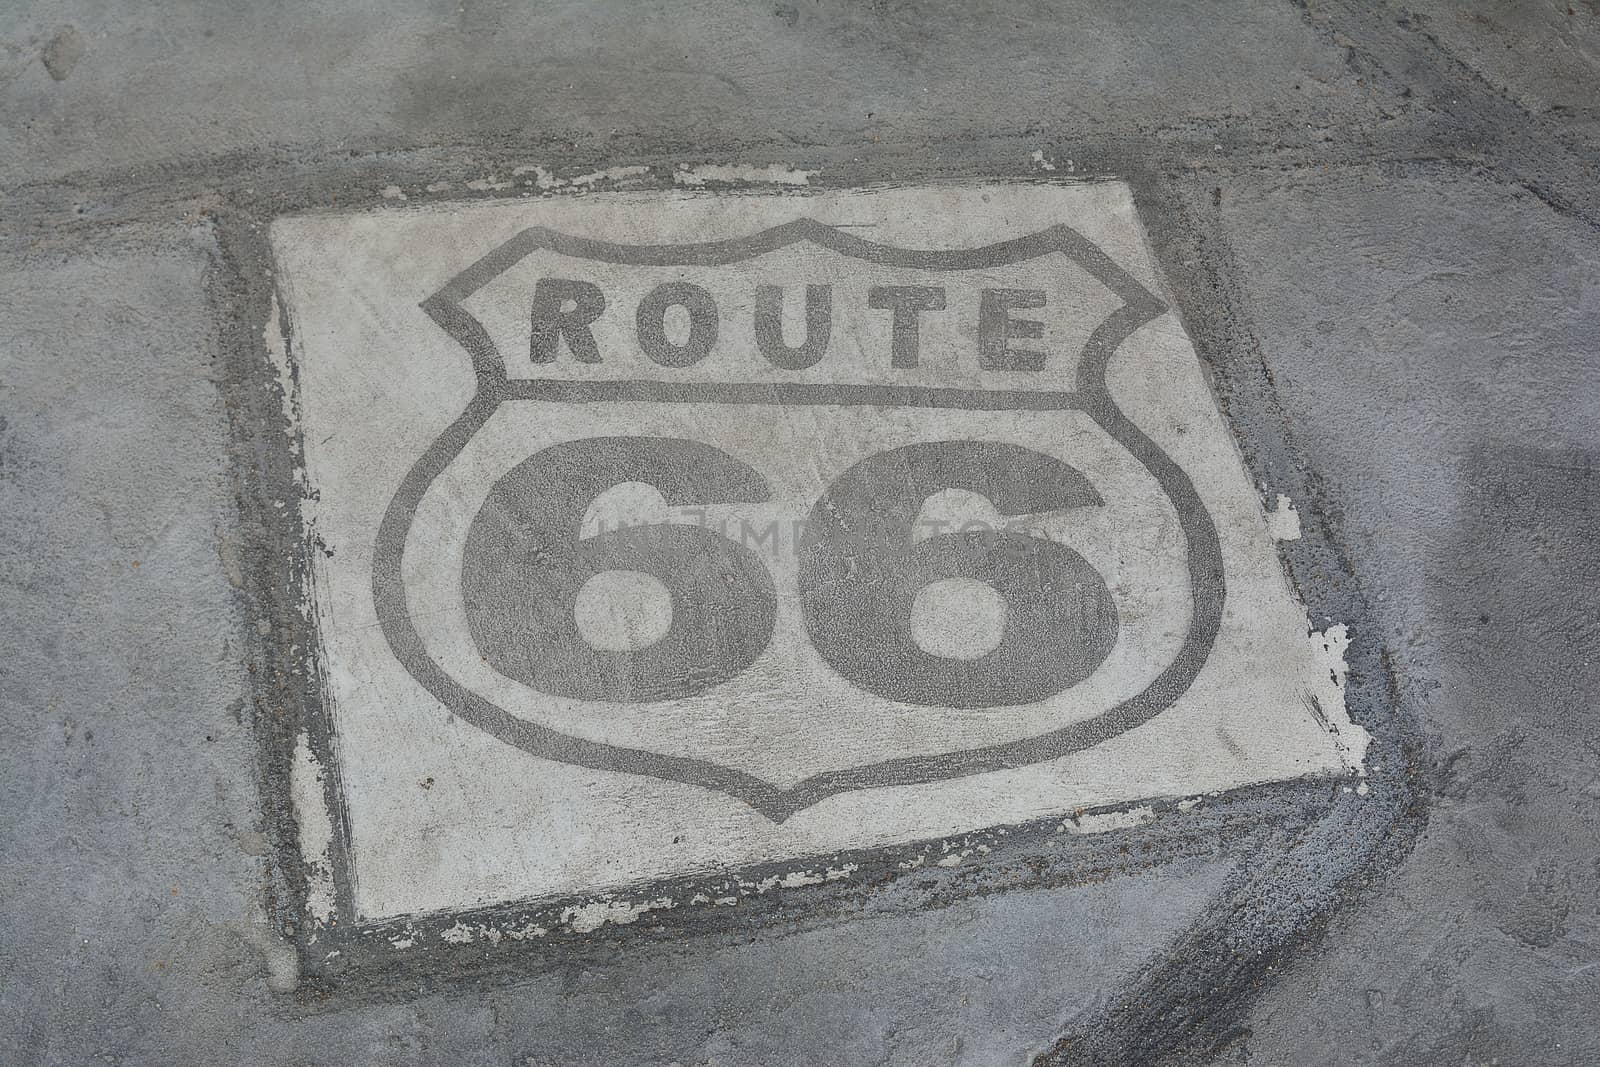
270,183 -> 1365,924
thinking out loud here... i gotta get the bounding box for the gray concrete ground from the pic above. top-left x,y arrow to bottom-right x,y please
2,2 -> 1598,1064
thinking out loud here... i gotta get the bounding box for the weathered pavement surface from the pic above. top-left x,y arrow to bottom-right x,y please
3,3 -> 1599,1064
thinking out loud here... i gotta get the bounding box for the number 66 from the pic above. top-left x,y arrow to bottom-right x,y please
462,437 -> 1117,708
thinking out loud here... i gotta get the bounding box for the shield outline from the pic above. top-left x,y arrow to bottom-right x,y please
371,218 -> 1225,822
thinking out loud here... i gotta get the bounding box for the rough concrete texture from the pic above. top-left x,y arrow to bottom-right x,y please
1209,171 -> 1600,1064
2,2 -> 1598,1065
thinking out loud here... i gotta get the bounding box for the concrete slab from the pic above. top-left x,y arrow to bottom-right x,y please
1397,0 -> 1600,114
0,232 -> 265,1066
1192,164 -> 1600,1067
268,183 -> 1364,926
0,1 -> 1376,189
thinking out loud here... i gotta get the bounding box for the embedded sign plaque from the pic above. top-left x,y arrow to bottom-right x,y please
269,184 -> 1365,923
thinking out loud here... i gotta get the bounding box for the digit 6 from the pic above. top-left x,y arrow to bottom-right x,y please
797,441 -> 1118,708
461,437 -> 777,702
